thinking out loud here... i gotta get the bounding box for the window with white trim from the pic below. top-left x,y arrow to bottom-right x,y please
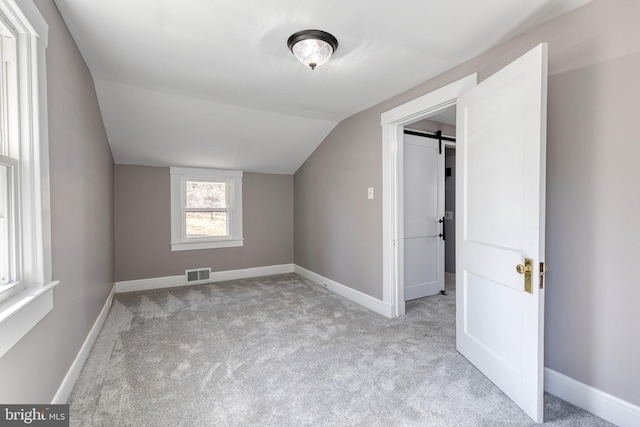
0,22 -> 19,304
0,0 -> 55,358
170,167 -> 243,251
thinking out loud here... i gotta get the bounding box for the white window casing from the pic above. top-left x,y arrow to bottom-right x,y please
0,0 -> 58,358
170,167 -> 243,251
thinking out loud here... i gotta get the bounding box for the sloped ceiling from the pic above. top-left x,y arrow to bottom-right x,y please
53,0 -> 591,174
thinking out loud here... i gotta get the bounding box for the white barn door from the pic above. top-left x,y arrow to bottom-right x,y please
456,44 -> 548,422
403,134 -> 444,300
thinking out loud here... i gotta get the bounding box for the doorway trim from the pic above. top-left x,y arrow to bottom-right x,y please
380,74 -> 477,317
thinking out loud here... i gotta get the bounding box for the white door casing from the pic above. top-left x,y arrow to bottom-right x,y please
382,73 -> 478,317
455,44 -> 548,422
403,134 -> 444,300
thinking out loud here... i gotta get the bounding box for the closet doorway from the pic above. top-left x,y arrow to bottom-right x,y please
403,107 -> 456,301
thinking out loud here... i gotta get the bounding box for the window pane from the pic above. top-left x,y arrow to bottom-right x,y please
186,181 -> 226,209
0,164 -> 10,285
186,211 -> 227,238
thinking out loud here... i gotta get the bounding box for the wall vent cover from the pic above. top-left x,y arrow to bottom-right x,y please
185,268 -> 211,283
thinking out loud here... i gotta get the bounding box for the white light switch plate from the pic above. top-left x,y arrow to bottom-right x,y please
368,187 -> 374,199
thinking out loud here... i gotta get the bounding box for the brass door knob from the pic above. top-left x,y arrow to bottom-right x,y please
516,264 -> 532,274
517,258 -> 535,294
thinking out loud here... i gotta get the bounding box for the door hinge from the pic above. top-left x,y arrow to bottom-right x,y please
539,262 -> 547,289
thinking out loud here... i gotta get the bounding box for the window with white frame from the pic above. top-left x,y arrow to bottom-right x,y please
0,22 -> 19,303
0,0 -> 55,358
170,167 -> 243,251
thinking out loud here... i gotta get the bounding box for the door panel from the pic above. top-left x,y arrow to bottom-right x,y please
456,44 -> 547,422
404,138 -> 439,238
465,79 -> 526,251
465,272 -> 522,370
404,134 -> 444,301
404,237 -> 441,300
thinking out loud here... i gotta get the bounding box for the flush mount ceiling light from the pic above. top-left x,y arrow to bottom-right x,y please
287,29 -> 338,70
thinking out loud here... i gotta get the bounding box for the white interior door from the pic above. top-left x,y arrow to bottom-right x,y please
404,134 -> 444,301
456,44 -> 547,422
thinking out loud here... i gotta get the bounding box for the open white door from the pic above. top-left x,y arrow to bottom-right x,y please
456,44 -> 547,422
403,134 -> 444,300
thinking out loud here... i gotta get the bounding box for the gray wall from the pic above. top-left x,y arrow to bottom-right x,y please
0,0 -> 115,403
545,50 -> 640,407
294,0 -> 640,406
115,166 -> 293,281
294,117 -> 382,298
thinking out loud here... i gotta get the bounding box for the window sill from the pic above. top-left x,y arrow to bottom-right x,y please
0,281 -> 23,303
170,238 -> 244,251
0,280 -> 60,357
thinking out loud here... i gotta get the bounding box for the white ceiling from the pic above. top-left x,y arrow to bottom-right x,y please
53,0 -> 591,174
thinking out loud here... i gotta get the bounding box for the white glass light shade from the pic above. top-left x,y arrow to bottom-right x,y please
287,30 -> 338,70
291,39 -> 334,70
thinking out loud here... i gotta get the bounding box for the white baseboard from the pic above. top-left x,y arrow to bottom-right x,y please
294,265 -> 393,317
445,272 -> 456,282
545,368 -> 640,427
115,264 -> 295,293
52,283 -> 116,404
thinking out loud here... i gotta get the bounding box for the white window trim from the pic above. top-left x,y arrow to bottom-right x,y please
170,167 -> 243,251
0,0 -> 58,358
